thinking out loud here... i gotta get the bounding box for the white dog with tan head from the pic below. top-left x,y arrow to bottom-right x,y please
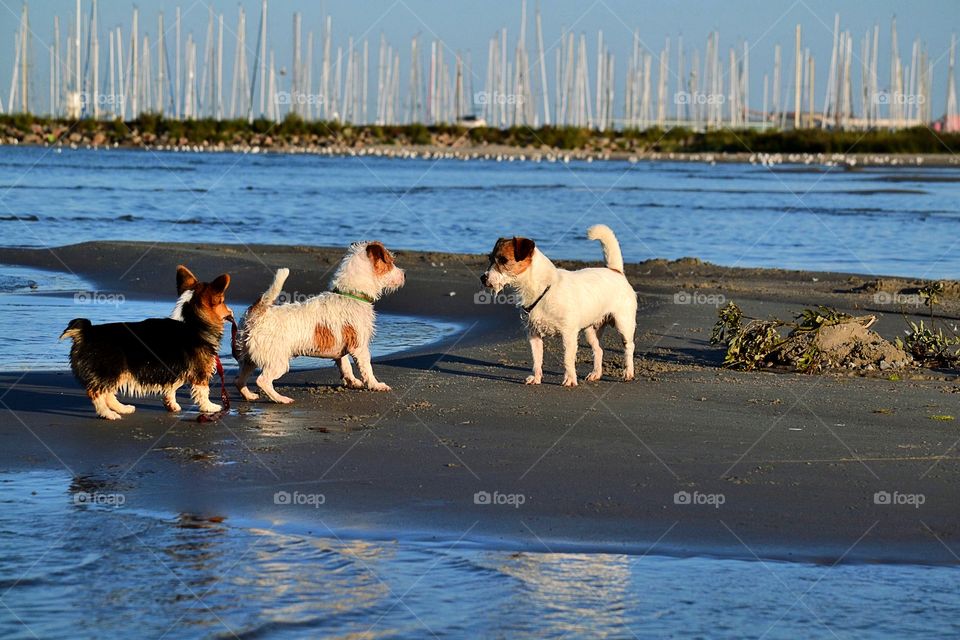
234,241 -> 405,403
480,225 -> 636,387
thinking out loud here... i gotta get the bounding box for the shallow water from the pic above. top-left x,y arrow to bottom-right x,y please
2,147 -> 960,278
0,264 -> 459,371
1,469 -> 958,639
3,149 -> 960,637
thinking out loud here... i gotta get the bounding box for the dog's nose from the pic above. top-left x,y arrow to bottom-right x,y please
480,273 -> 488,286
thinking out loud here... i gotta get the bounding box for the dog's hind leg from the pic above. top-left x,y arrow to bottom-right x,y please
256,363 -> 295,404
525,333 -> 544,385
584,326 -> 604,382
106,393 -> 136,415
90,391 -> 122,420
163,385 -> 182,412
337,356 -> 364,389
351,347 -> 390,392
235,358 -> 260,401
561,330 -> 580,387
614,313 -> 636,381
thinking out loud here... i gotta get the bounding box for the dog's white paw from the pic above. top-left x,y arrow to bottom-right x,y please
561,376 -> 578,387
199,403 -> 222,413
369,382 -> 392,392
273,395 -> 295,404
99,410 -> 122,421
165,402 -> 182,413
239,388 -> 259,401
116,403 -> 136,414
524,375 -> 542,385
623,370 -> 635,381
585,371 -> 602,382
343,378 -> 365,389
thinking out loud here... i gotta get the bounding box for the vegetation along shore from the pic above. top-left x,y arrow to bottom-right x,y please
2,114 -> 959,165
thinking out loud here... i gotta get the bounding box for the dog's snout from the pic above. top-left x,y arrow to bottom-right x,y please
480,273 -> 488,286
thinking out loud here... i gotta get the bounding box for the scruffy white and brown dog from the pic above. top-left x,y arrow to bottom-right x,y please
233,241 -> 405,403
480,224 -> 636,387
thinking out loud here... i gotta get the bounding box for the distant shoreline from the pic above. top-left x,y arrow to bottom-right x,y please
2,114 -> 959,166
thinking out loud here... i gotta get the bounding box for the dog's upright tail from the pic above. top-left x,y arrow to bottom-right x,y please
232,268 -> 290,361
259,267 -> 290,307
587,224 -> 624,273
59,318 -> 91,342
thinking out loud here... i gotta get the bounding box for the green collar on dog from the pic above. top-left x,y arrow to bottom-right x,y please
333,289 -> 375,304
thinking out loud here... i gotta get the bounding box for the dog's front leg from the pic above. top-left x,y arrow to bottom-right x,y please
337,356 -> 364,389
191,383 -> 222,413
352,347 -> 391,391
525,333 -> 544,384
561,330 -> 579,387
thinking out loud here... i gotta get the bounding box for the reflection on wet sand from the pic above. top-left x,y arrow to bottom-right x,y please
1,469 -> 959,638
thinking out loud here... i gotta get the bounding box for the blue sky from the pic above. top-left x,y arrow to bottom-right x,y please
0,0 -> 957,119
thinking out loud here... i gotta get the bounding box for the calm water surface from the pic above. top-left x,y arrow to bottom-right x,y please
2,148 -> 959,638
1,469 -> 958,639
1,147 -> 959,278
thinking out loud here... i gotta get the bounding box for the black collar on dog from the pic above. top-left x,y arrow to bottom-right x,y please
522,286 -> 551,314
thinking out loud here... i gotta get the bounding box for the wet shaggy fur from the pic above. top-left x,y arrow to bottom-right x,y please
233,241 -> 405,404
60,266 -> 233,420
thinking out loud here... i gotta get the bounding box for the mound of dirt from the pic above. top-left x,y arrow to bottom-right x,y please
782,318 -> 913,371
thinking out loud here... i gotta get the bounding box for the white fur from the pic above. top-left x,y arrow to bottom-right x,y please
482,224 -> 637,387
169,290 -> 193,320
234,242 -> 405,403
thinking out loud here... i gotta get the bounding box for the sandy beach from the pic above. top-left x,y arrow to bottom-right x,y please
1,240 -> 958,565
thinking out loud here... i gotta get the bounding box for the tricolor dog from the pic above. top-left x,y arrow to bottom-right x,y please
233,241 -> 405,403
480,225 -> 636,386
60,266 -> 234,420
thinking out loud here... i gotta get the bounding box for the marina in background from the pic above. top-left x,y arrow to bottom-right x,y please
2,0 -> 958,132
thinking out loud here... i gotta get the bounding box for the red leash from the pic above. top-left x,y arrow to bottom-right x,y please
198,320 -> 236,423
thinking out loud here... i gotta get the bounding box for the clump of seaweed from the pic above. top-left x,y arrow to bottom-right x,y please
896,281 -> 960,367
711,302 -> 912,373
711,302 -> 785,371
899,321 -> 960,366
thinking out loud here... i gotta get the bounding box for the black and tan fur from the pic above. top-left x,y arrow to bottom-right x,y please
60,266 -> 233,420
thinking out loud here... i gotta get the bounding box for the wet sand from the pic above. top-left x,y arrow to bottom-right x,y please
1,241 -> 959,564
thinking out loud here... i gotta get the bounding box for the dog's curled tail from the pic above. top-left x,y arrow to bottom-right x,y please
587,224 -> 625,273
59,318 -> 91,342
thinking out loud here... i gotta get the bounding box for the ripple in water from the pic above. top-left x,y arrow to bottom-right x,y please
1,469 -> 958,639
2,147 -> 960,278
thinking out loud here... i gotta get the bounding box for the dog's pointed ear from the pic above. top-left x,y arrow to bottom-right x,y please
176,265 -> 199,294
211,274 -> 231,293
513,237 -> 536,262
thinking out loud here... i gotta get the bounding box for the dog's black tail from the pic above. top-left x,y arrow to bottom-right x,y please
59,318 -> 91,342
